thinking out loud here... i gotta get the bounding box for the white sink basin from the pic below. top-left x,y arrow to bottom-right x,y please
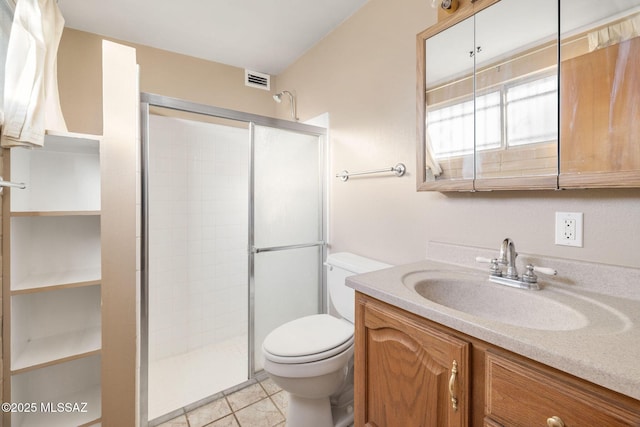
402,269 -> 629,332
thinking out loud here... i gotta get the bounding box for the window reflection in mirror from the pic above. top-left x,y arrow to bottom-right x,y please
560,0 -> 640,187
473,0 -> 558,185
422,0 -> 559,190
424,15 -> 475,185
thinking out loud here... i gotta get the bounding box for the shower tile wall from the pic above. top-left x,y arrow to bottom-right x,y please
149,115 -> 250,361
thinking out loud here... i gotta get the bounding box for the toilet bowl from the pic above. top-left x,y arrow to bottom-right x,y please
261,252 -> 390,427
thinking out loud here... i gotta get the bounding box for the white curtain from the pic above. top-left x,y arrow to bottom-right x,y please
1,0 -> 67,148
424,130 -> 443,178
0,0 -> 13,121
588,14 -> 640,52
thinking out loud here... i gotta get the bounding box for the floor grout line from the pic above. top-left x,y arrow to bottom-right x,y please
153,377 -> 286,427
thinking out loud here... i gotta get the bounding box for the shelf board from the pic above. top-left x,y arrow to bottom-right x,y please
78,418 -> 102,427
11,210 -> 101,217
11,268 -> 101,294
45,130 -> 102,143
11,327 -> 101,374
12,384 -> 101,427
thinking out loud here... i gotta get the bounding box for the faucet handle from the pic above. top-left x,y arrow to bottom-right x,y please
476,256 -> 502,276
522,264 -> 538,284
522,264 -> 558,284
532,265 -> 557,276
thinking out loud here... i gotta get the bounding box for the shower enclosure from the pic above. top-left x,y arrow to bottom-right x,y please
140,94 -> 327,424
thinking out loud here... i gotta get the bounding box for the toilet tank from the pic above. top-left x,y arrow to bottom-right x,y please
326,252 -> 391,323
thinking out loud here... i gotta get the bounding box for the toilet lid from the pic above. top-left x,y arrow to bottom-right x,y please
262,314 -> 353,359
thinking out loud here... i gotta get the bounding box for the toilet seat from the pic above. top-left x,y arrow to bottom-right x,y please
263,314 -> 354,364
264,335 -> 354,365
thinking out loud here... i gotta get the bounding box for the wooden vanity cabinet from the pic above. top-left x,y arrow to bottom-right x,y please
354,293 -> 640,427
354,293 -> 470,427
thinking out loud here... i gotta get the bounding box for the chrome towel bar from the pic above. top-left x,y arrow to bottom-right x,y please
0,176 -> 26,190
336,163 -> 406,182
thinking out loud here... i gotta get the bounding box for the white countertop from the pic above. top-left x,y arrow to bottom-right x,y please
346,259 -> 640,401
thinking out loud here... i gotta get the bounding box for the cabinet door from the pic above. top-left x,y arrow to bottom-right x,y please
559,0 -> 640,188
418,0 -> 559,192
419,13 -> 475,191
559,38 -> 640,188
355,294 -> 469,427
473,0 -> 559,190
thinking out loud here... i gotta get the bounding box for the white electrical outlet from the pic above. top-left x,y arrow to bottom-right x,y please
555,212 -> 583,247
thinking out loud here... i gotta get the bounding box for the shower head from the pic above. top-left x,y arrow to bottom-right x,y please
272,90 -> 298,121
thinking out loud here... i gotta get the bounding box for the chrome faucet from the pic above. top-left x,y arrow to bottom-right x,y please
476,238 -> 558,290
498,238 -> 518,280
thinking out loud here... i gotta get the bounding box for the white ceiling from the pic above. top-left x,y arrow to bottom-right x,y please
58,0 -> 369,75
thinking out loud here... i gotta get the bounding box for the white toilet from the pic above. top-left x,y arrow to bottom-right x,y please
262,252 -> 390,427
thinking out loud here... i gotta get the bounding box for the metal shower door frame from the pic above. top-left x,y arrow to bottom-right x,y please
139,93 -> 327,426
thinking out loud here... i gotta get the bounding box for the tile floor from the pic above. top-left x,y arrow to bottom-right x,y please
155,377 -> 287,427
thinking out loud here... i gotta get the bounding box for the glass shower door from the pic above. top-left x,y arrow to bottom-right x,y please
145,110 -> 251,420
141,93 -> 328,425
251,125 -> 325,372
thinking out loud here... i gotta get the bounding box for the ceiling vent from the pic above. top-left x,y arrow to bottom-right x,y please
245,69 -> 271,91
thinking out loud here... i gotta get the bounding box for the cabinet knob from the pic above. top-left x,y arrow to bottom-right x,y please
448,360 -> 458,412
547,416 -> 565,427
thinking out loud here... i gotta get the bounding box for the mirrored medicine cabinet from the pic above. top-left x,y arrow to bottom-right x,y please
417,0 -> 640,191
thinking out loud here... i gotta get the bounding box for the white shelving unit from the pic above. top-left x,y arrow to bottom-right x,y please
10,131 -> 100,213
11,355 -> 102,427
4,131 -> 103,427
11,285 -> 101,372
10,215 -> 101,292
2,40 -> 139,427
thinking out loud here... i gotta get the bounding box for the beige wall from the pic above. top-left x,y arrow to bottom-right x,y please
58,28 -> 278,135
57,2 -> 640,269
276,0 -> 640,268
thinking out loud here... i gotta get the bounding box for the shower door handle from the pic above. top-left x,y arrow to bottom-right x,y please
251,241 -> 325,254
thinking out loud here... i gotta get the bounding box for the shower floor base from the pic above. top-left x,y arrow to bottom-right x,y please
148,335 -> 248,420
